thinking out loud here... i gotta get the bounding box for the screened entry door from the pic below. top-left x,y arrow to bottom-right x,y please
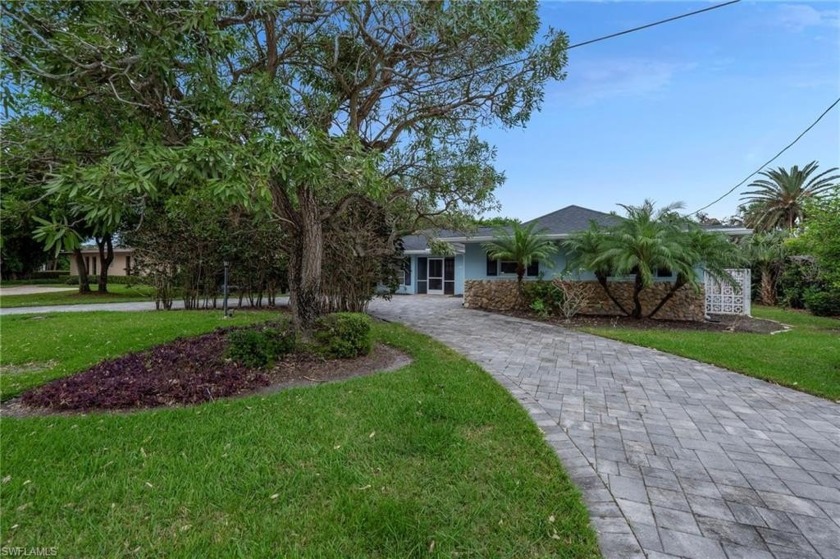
427,258 -> 444,295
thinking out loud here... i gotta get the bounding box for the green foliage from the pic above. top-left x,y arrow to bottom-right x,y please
1,320 -> 600,557
804,290 -> 840,317
226,324 -> 296,368
778,258 -> 825,309
64,275 -> 147,286
483,222 -> 558,283
741,162 -> 839,231
313,313 -> 373,358
522,279 -> 565,317
792,187 -> 840,289
565,200 -> 742,318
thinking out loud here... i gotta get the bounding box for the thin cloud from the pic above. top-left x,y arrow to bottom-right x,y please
772,4 -> 840,32
551,57 -> 693,105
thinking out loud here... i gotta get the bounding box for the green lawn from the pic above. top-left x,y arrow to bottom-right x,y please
0,312 -> 599,558
584,306 -> 840,401
0,284 -> 155,308
0,310 -> 279,399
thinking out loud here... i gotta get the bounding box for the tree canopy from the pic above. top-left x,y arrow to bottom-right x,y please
2,1 -> 568,329
740,162 -> 839,231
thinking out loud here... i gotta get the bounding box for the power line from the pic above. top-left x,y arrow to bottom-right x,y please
378,0 -> 741,101
689,96 -> 840,216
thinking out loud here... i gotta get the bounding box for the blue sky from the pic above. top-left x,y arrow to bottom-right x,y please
480,1 -> 840,221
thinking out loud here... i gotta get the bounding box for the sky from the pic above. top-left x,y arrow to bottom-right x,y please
479,1 -> 840,221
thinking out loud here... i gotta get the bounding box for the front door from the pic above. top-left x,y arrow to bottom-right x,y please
427,258 -> 444,295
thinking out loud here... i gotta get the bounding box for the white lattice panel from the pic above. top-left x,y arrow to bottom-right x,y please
705,269 -> 751,316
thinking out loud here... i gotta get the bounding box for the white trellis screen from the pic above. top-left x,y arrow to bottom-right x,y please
705,269 -> 751,316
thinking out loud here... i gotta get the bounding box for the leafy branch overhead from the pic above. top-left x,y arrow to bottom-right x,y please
3,1 -> 569,329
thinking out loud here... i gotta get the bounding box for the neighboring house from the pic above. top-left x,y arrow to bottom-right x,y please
396,205 -> 750,320
68,247 -> 136,277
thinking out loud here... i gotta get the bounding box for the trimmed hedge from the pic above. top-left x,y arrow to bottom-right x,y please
65,275 -> 150,286
804,290 -> 840,317
313,313 -> 372,358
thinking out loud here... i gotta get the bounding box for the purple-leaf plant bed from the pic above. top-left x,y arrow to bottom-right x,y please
21,331 -> 270,412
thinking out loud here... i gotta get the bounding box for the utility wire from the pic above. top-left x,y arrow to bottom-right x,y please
689,96 -> 840,216
378,0 -> 741,101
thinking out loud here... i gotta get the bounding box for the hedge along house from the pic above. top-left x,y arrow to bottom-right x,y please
397,205 -> 751,321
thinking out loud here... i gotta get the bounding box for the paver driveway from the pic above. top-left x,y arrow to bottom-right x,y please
369,296 -> 840,559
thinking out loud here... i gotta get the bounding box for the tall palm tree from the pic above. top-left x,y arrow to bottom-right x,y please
483,222 -> 557,285
741,162 -> 839,231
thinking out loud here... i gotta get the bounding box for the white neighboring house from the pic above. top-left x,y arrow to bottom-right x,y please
68,247 -> 135,277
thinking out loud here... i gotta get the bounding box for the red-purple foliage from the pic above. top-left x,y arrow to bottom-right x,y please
21,331 -> 270,411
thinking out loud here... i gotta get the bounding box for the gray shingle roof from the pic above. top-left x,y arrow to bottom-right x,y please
525,205 -> 621,234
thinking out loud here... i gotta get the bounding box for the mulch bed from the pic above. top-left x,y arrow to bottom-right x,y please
6,331 -> 410,417
499,310 -> 786,334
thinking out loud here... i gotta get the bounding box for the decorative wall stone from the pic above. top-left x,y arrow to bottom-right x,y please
464,279 -> 705,322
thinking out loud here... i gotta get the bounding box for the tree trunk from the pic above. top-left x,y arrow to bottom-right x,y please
648,275 -> 687,319
631,273 -> 644,319
95,234 -> 114,293
288,187 -> 324,333
760,266 -> 776,306
73,248 -> 91,294
595,271 -> 630,316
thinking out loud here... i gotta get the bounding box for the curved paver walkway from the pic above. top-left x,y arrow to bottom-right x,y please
369,296 -> 840,559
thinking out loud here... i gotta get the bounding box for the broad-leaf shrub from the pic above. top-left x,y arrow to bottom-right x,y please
314,313 -> 372,358
522,279 -> 565,317
804,290 -> 840,317
227,323 -> 296,368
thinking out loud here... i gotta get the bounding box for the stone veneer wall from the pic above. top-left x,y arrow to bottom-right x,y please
464,279 -> 705,322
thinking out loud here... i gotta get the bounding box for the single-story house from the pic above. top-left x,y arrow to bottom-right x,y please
68,247 -> 136,277
395,205 -> 751,321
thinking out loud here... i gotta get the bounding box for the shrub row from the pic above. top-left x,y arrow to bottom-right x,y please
64,275 -> 150,286
226,312 -> 373,367
804,290 -> 840,317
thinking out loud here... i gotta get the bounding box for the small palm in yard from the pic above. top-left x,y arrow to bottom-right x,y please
741,161 -> 839,231
483,222 -> 558,285
566,200 -> 742,319
742,231 -> 788,306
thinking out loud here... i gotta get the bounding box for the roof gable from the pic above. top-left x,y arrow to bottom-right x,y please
525,205 -> 621,235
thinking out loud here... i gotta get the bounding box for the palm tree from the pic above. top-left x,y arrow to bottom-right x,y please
594,201 -> 690,318
564,222 -> 630,315
741,162 -> 839,231
483,222 -> 557,285
743,231 -> 788,306
566,200 -> 741,319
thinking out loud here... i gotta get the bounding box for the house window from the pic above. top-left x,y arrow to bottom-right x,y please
500,261 -> 518,274
656,268 -> 673,278
526,260 -> 539,277
486,255 -> 498,276
125,255 -> 132,276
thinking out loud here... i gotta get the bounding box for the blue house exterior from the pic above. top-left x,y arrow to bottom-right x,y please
396,205 -> 751,296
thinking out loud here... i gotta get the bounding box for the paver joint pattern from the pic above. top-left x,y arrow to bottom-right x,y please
369,296 -> 840,559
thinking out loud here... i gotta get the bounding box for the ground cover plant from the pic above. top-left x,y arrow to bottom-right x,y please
0,319 -> 600,558
583,305 -> 840,401
0,310 -> 278,400
0,284 -> 155,309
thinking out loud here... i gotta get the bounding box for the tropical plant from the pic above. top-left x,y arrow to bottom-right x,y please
565,201 -> 741,319
564,223 -> 629,315
790,187 -> 840,289
740,162 -> 839,231
3,1 -> 568,334
483,222 -> 558,285
742,231 -> 789,306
